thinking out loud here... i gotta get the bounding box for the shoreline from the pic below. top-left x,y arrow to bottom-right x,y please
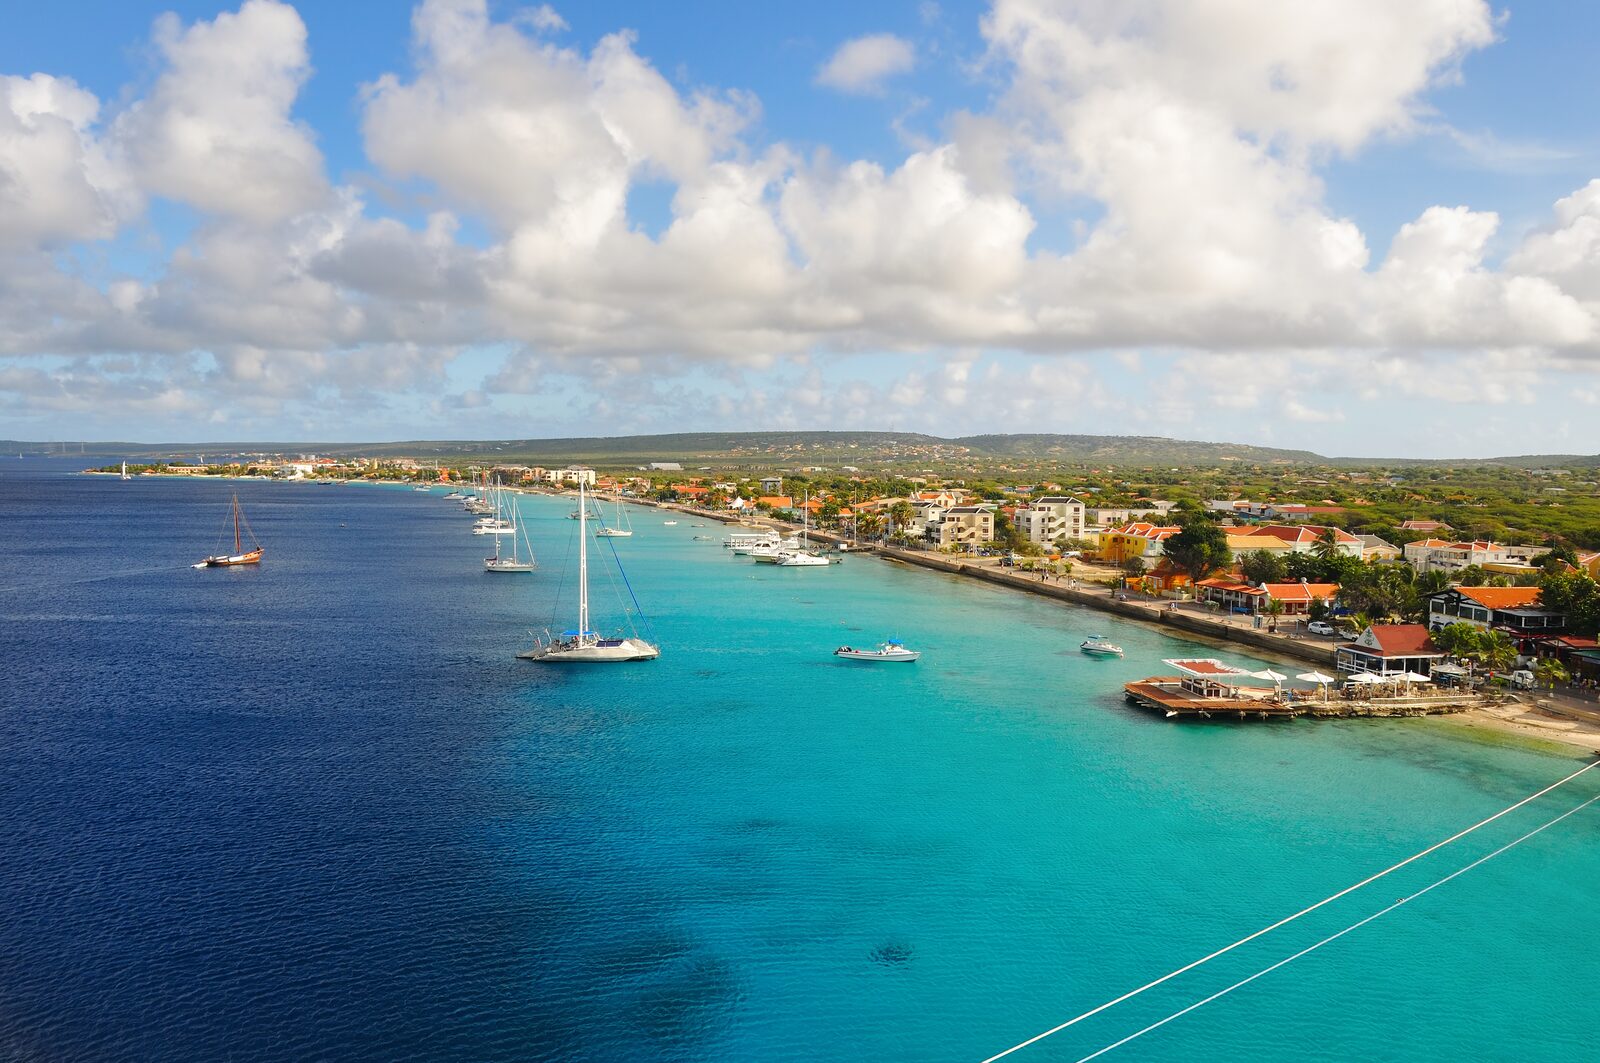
636,496 -> 1600,757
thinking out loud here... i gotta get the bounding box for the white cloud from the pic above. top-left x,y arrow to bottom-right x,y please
815,34 -> 916,95
0,74 -> 135,250
112,0 -> 328,223
3,0 -> 1600,452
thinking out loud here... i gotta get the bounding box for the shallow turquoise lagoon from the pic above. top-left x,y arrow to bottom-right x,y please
501,492 -> 1600,1061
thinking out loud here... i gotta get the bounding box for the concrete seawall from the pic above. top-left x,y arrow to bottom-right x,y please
874,546 -> 1339,669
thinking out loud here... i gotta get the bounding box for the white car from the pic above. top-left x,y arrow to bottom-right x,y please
1307,620 -> 1336,636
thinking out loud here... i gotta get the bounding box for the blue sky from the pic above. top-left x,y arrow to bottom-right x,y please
2,0 -> 1598,456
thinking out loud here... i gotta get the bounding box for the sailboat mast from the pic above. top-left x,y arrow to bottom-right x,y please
233,495 -> 241,554
577,479 -> 590,642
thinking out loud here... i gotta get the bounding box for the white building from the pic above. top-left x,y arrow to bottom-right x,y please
1016,495 -> 1086,546
544,467 -> 597,486
1402,538 -> 1513,572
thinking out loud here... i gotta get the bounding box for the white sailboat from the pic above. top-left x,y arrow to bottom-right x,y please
485,487 -> 536,573
595,494 -> 633,538
120,460 -> 132,481
776,493 -> 831,567
518,481 -> 659,663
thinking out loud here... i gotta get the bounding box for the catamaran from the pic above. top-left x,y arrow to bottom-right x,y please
196,494 -> 263,567
595,494 -> 633,538
519,481 -> 658,663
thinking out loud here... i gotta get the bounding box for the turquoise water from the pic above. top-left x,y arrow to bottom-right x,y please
504,492 -> 1600,1061
2,468 -> 1595,1061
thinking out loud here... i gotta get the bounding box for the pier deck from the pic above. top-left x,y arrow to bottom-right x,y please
1124,678 -> 1305,719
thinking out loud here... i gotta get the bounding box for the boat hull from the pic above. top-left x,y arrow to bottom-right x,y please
518,638 -> 659,663
1080,646 -> 1123,657
595,529 -> 633,537
484,561 -> 536,573
834,649 -> 920,662
202,549 -> 264,567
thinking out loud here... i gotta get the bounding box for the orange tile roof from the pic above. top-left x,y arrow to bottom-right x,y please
1261,582 -> 1341,602
1362,624 -> 1439,657
1453,586 -> 1543,610
1242,524 -> 1360,545
1197,578 -> 1265,595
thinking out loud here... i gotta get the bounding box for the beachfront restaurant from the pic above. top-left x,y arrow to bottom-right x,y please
1336,624 -> 1444,677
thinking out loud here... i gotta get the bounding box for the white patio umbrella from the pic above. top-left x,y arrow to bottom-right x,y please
1252,669 -> 1288,683
1297,670 -> 1338,701
1347,672 -> 1386,684
1398,670 -> 1434,684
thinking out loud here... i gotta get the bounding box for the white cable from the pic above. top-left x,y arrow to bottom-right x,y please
1072,792 -> 1600,1063
980,758 -> 1600,1062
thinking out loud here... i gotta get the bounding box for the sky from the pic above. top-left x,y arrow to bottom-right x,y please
2,0 -> 1599,457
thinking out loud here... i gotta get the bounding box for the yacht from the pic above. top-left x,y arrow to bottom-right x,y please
774,491 -> 830,567
519,481 -> 658,663
724,529 -> 779,551
1080,635 -> 1125,658
834,641 -> 920,663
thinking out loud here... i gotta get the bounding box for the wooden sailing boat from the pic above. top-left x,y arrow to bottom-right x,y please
197,494 -> 264,567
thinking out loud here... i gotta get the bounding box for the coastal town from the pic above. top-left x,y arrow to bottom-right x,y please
96,448 -> 1600,748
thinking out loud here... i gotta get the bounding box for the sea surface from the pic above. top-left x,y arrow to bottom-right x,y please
1,458 -> 1597,1062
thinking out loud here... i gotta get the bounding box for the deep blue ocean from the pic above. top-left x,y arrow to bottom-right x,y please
2,458 -> 1597,1061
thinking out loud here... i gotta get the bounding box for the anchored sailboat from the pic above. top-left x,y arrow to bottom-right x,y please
519,481 -> 658,663
594,494 -> 633,538
485,486 -> 536,573
197,494 -> 263,567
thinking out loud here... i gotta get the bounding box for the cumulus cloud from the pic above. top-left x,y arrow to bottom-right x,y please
0,74 -> 135,250
112,0 -> 328,223
3,0 -> 1600,451
815,34 -> 916,95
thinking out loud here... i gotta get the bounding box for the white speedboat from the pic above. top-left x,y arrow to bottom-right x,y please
663,520 -> 677,525
443,491 -> 465,500
776,550 -> 831,567
1080,635 -> 1124,657
835,641 -> 920,663
474,520 -> 516,535
520,480 -> 658,664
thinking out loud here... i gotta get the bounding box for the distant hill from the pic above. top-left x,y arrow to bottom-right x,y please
10,432 -> 1597,469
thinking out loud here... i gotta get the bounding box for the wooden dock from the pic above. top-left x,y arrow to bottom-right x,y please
1124,678 -> 1306,719
1125,677 -> 1481,721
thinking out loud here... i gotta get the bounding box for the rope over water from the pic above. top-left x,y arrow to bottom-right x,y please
1070,792 -> 1600,1062
980,757 -> 1600,1063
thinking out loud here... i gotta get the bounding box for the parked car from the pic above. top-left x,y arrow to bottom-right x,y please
1509,669 -> 1536,690
1307,620 -> 1336,636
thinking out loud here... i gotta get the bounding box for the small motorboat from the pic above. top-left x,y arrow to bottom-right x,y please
835,641 -> 920,663
1080,635 -> 1124,658
663,520 -> 678,525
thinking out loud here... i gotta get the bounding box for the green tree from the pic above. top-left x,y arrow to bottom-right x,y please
1533,657 -> 1571,690
1430,622 -> 1483,660
1538,571 -> 1600,638
1163,509 -> 1232,585
1240,549 -> 1287,585
1480,629 -> 1517,673
1311,527 -> 1342,566
888,500 -> 916,538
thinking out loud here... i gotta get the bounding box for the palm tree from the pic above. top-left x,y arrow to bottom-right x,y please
1264,598 -> 1285,632
1312,527 -> 1341,566
1533,658 -> 1570,690
1481,630 -> 1517,673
